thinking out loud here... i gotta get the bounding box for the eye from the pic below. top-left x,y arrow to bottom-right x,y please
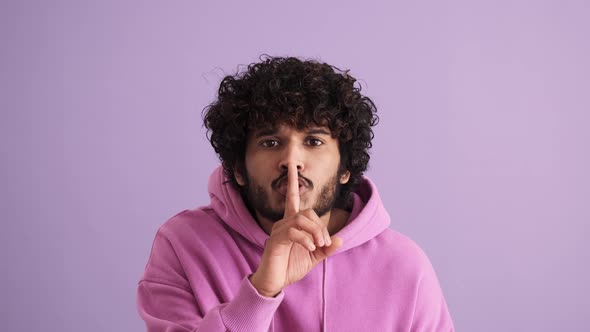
306,138 -> 324,147
260,139 -> 279,148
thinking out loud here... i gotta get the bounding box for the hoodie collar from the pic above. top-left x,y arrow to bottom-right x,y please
208,166 -> 391,252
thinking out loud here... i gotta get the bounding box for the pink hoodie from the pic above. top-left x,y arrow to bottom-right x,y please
137,167 -> 455,331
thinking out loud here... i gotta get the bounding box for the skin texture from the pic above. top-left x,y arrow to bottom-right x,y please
237,125 -> 349,297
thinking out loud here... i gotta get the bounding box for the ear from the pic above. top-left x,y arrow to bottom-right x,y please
339,170 -> 351,184
234,166 -> 247,186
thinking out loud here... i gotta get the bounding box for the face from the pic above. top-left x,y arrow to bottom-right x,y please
235,124 -> 350,223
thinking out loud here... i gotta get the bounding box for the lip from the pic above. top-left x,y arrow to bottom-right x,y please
274,178 -> 310,196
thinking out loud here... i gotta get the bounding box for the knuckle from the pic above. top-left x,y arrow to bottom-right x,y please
302,209 -> 319,222
271,222 -> 284,233
294,215 -> 306,225
301,208 -> 314,217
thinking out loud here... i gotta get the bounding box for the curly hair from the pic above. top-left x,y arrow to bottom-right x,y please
203,55 -> 379,202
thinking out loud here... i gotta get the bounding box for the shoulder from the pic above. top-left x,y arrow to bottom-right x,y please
156,206 -> 232,250
369,228 -> 435,276
144,206 -> 242,277
376,228 -> 429,256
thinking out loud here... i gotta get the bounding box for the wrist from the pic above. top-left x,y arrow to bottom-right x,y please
249,273 -> 280,298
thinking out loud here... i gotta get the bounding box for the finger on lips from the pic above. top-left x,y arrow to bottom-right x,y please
284,164 -> 300,218
281,164 -> 333,250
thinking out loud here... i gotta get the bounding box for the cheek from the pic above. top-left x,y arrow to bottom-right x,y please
246,150 -> 275,167
244,151 -> 262,169
245,156 -> 276,184
316,151 -> 341,171
309,159 -> 340,186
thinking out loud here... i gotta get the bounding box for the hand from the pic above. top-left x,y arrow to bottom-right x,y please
249,164 -> 343,297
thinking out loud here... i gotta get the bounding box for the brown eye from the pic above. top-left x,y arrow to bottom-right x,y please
260,139 -> 279,148
306,138 -> 324,146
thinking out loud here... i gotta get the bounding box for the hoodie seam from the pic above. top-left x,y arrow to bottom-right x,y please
409,272 -> 425,330
322,258 -> 328,332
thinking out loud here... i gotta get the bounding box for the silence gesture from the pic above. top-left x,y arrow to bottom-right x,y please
249,164 -> 343,297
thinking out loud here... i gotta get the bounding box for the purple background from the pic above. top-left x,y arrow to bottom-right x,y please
2,1 -> 589,331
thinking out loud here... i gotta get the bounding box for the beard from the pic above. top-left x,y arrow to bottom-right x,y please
241,170 -> 342,223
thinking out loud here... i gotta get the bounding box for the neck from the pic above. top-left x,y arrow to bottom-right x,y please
255,208 -> 350,236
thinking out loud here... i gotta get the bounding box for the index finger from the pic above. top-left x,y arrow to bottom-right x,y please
283,164 -> 300,217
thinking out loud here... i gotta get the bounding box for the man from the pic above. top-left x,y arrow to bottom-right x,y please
137,56 -> 455,331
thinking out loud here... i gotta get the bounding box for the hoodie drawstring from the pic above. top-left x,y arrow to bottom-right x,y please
322,258 -> 328,332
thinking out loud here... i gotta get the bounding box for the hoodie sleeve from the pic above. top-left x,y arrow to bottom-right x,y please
409,254 -> 455,332
137,230 -> 284,332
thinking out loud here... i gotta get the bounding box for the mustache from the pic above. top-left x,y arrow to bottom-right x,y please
271,172 -> 313,190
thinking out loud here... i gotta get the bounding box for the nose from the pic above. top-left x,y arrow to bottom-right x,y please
278,141 -> 304,173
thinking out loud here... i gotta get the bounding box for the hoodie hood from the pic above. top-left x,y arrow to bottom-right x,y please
139,167 -> 455,332
208,166 -> 391,253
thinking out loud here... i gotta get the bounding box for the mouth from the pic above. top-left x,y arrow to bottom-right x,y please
273,175 -> 312,196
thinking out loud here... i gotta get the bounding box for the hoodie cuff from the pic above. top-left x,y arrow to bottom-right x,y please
220,275 -> 284,331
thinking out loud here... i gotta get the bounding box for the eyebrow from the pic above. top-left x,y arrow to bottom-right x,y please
253,128 -> 277,138
306,128 -> 331,136
253,127 -> 332,138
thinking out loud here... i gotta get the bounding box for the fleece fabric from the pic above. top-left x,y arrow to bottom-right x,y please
137,166 -> 455,331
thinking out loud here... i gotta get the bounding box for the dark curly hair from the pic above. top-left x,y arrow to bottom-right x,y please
203,55 -> 378,203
